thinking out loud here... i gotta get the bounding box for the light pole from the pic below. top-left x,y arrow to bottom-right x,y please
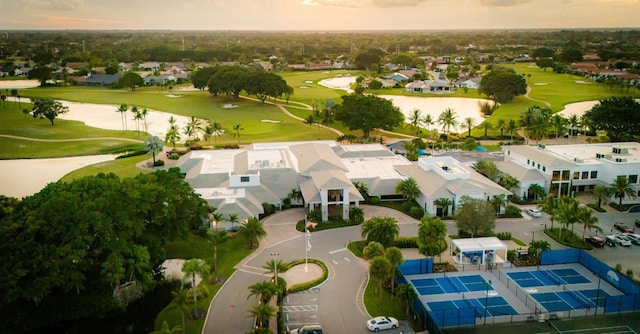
484,280 -> 492,325
270,252 -> 280,285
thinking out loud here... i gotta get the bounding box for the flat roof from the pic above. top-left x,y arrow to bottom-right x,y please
451,237 -> 507,252
543,142 -> 640,164
343,156 -> 412,180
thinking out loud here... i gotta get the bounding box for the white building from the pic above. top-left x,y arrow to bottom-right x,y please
499,143 -> 640,202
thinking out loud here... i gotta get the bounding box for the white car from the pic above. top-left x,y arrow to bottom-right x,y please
526,208 -> 542,218
624,233 -> 640,245
613,235 -> 632,247
366,316 -> 399,332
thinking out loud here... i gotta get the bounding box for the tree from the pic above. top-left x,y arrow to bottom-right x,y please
262,260 -> 286,287
27,66 -> 52,86
288,188 -> 304,206
363,241 -> 385,260
408,109 -> 423,135
554,196 -> 580,238
170,288 -> 190,333
418,216 -> 447,258
248,280 -> 277,304
481,120 -> 493,138
568,114 -> 580,136
116,104 -> 128,133
385,247 -> 403,298
228,213 -> 239,232
490,194 -> 507,215
532,47 -> 555,59
496,119 -> 506,138
361,216 -> 399,248
165,116 -> 181,150
232,123 -> 243,144
478,66 -> 527,102
247,303 -> 276,329
334,94 -> 404,139
245,71 -> 291,103
207,65 -> 249,98
396,283 -> 418,315
29,98 -> 69,125
462,117 -> 475,136
144,135 -> 164,166
182,259 -> 210,318
592,184 -> 612,209
131,106 -> 142,137
395,177 -> 420,202
461,137 -> 478,151
355,49 -> 383,71
609,176 -> 637,206
528,183 -> 546,201
184,116 -> 203,144
551,114 -> 568,143
422,114 -> 434,131
190,66 -> 218,90
538,194 -> 559,230
369,256 -> 392,301
506,119 -> 518,140
584,96 -> 640,142
578,207 -> 601,240
528,240 -> 551,265
237,217 -> 267,249
119,72 -> 144,91
208,230 -> 229,274
438,107 -> 458,141
454,196 -> 496,238
303,114 -> 316,129
433,197 -> 453,218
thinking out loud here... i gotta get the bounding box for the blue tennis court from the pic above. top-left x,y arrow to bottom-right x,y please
507,269 -> 590,288
531,288 -> 609,312
413,275 -> 493,295
427,296 -> 518,316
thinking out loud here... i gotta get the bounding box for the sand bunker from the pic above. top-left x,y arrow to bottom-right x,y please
166,94 -> 182,98
304,80 -> 313,84
575,80 -> 592,85
261,119 -> 281,123
299,85 -> 310,89
222,104 -> 238,108
0,79 -> 40,89
533,82 -> 549,86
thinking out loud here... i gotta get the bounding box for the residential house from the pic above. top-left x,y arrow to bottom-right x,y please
388,72 -> 410,83
65,62 -> 89,70
138,62 -> 160,72
144,75 -> 176,86
498,143 -> 640,201
454,77 -> 482,89
78,73 -> 120,86
404,79 -> 452,93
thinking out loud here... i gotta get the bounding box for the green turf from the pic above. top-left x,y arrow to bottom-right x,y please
59,154 -> 152,182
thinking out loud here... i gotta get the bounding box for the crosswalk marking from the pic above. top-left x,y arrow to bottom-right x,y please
283,305 -> 318,312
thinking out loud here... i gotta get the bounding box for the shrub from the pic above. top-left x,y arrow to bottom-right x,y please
287,259 -> 329,293
153,159 -> 165,167
395,237 -> 418,248
369,196 -> 381,205
402,201 -> 414,212
189,143 -> 203,150
307,210 -> 322,223
349,207 -> 364,225
261,203 -> 277,218
586,203 -> 606,212
167,151 -> 181,160
116,149 -> 147,159
409,206 -> 424,219
495,232 -> 512,240
504,205 -> 522,218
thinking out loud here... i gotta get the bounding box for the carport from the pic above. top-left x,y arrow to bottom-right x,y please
450,237 -> 507,266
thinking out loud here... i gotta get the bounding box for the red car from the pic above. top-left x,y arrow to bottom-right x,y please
614,222 -> 634,234
585,236 -> 605,248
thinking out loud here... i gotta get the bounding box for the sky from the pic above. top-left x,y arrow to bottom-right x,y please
0,0 -> 638,31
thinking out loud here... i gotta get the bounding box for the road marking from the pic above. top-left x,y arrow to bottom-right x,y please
344,257 -> 351,262
329,247 -> 347,254
332,259 -> 339,265
283,305 -> 318,312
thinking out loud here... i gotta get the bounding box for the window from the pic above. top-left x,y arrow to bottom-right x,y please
630,175 -> 638,183
582,171 -> 589,179
573,172 -> 579,180
543,167 -> 546,172
591,171 -> 598,179
527,159 -> 530,165
552,171 -> 561,181
240,176 -> 250,182
562,170 -> 570,181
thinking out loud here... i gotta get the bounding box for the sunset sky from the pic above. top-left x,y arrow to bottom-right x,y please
0,0 -> 638,31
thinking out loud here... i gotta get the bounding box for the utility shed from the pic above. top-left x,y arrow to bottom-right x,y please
450,237 -> 508,266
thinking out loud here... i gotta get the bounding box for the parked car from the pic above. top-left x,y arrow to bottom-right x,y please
585,236 -> 605,247
614,222 -> 634,234
605,235 -> 617,247
624,233 -> 640,245
526,208 -> 542,218
289,324 -> 322,334
366,316 -> 399,332
612,234 -> 632,247
635,218 -> 640,228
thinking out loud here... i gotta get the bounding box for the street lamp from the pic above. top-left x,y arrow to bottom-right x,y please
270,252 -> 280,285
484,280 -> 492,325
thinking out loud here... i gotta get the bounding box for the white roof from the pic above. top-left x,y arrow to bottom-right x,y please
451,237 -> 507,253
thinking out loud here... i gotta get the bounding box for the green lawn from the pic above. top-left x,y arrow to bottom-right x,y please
59,154 -> 152,182
155,232 -> 253,334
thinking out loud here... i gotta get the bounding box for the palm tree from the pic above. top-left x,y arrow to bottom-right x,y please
527,114 -> 550,144
228,213 -> 239,232
203,120 -> 215,146
491,194 -> 507,215
554,196 -> 580,238
528,184 -> 546,201
422,114 -> 434,132
130,106 -> 141,137
248,280 -> 277,304
433,198 -> 453,218
385,247 -> 403,298
165,123 -> 180,150
592,184 -> 612,209
151,321 -> 182,334
303,114 -> 316,129
288,188 -> 304,206
552,114 -> 567,143
462,117 -> 475,136
609,176 -> 637,206
208,230 -> 229,274
319,107 -> 334,127
141,108 -> 149,133
361,216 -> 399,248
211,121 -> 223,146
528,240 -> 551,265
396,283 -> 418,315
363,241 -> 385,260
247,303 -> 276,329
438,107 -> 458,141
538,194 -> 558,230
182,259 -> 210,319
498,174 -> 519,193
369,256 -> 392,300
237,217 -> 267,249
262,260 -> 287,286
116,104 -> 128,133
408,109 -> 423,135
506,119 -> 518,141
232,123 -> 243,144
395,177 -> 421,202
578,207 -> 601,239
496,119 -> 506,139
568,114 -> 580,136
184,116 -> 203,143
481,120 -> 493,139
170,288 -> 190,333
144,135 -> 164,166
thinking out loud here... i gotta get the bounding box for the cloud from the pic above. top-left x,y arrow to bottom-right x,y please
478,0 -> 532,6
301,0 -> 429,7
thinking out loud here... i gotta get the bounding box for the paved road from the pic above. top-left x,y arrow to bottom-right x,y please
203,205 -> 640,334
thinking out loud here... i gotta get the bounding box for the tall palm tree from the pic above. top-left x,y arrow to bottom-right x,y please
496,119 -> 506,139
184,116 -> 203,143
481,120 -> 493,138
385,247 -> 403,298
237,217 -> 267,249
408,109 -> 423,135
247,303 -> 276,329
116,104 -> 128,133
203,120 -> 215,146
288,188 -> 304,206
551,114 -> 567,143
395,177 -> 421,202
363,241 -> 385,260
262,260 -> 287,286
361,216 -> 399,248
170,288 -> 190,334
506,119 -> 518,141
208,230 -> 229,274
370,256 -> 392,300
462,117 -> 475,136
527,240 -> 551,265
578,207 -> 601,239
141,108 -> 149,133
568,114 -> 580,136
247,280 -> 277,304
182,259 -> 210,318
228,213 -> 239,232
592,184 -> 612,209
131,106 -> 142,137
554,196 -> 580,238
528,183 -> 546,201
491,194 -> 507,215
438,107 -> 458,141
320,107 -> 334,127
433,197 -> 453,218
165,124 -> 180,150
303,114 -> 316,129
609,176 -> 637,206
396,283 -> 418,315
232,123 -> 243,144
538,194 -> 558,230
422,114 -> 434,132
